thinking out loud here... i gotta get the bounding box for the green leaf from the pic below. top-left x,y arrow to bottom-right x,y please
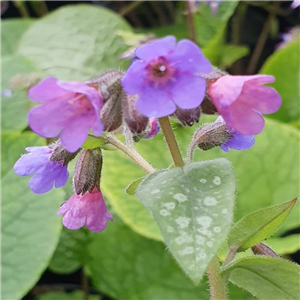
1,55 -> 43,132
49,228 -> 91,274
194,1 -> 238,47
1,131 -> 45,177
82,135 -> 106,150
267,235 -> 300,256
136,159 -> 236,284
2,176 -> 62,300
1,19 -> 35,57
1,133 -> 63,300
87,218 -> 210,300
125,176 -> 145,195
220,44 -> 249,68
260,39 -> 300,123
18,4 -> 132,81
228,198 -> 297,251
38,291 -> 99,300
102,117 -> 300,250
221,256 -> 300,300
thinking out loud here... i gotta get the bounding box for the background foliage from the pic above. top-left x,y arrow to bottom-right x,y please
1,1 -> 299,300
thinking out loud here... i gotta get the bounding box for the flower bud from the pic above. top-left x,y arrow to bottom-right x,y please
172,107 -> 200,126
73,148 -> 103,195
252,243 -> 278,258
49,140 -> 79,166
193,122 -> 234,151
122,93 -> 149,134
86,70 -> 124,132
132,117 -> 160,142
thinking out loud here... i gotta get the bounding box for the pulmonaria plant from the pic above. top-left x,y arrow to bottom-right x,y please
13,34 -> 292,297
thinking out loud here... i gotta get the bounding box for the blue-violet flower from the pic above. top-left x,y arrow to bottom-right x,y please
122,36 -> 212,118
14,146 -> 69,194
215,116 -> 255,152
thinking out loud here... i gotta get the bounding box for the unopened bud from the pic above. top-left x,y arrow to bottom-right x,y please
86,70 -> 124,132
132,117 -> 160,142
173,107 -> 200,126
194,122 -> 233,151
49,140 -> 79,166
252,243 -> 278,258
122,93 -> 148,134
73,148 -> 102,195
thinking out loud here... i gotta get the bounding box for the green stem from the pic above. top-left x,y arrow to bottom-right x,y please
158,117 -> 184,168
13,1 -> 30,18
119,1 -> 143,17
105,133 -> 155,174
82,269 -> 88,300
207,256 -> 228,300
184,1 -> 197,42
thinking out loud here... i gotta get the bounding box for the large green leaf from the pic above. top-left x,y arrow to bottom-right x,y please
18,4 -> 132,81
38,291 -> 99,300
194,1 -> 238,47
1,132 -> 64,300
1,19 -> 35,57
221,256 -> 300,300
87,217 -> 210,300
260,40 -> 300,123
228,198 -> 297,251
2,193 -> 60,300
102,117 -> 299,251
49,228 -> 91,274
1,55 -> 43,132
136,159 -> 236,284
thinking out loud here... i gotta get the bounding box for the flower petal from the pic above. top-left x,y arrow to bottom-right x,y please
136,87 -> 176,118
170,75 -> 206,109
60,117 -> 91,152
28,77 -> 70,103
169,39 -> 212,74
121,60 -> 147,95
135,36 -> 176,62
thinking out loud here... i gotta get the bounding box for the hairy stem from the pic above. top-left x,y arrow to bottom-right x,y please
105,133 -> 155,174
184,1 -> 197,42
186,140 -> 197,164
158,117 -> 184,168
207,256 -> 228,300
223,245 -> 238,266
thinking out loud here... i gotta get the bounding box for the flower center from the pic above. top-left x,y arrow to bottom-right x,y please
147,57 -> 175,85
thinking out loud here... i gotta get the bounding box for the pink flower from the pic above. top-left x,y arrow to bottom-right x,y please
57,188 -> 113,233
28,77 -> 103,152
208,75 -> 282,135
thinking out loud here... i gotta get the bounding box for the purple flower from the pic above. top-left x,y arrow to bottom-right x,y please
144,117 -> 160,139
291,0 -> 300,9
57,187 -> 113,232
188,1 -> 221,15
14,146 -> 69,194
28,77 -> 103,152
208,75 -> 282,135
122,36 -> 212,118
215,116 -> 255,152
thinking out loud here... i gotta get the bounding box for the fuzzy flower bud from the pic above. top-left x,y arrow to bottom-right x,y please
86,70 -> 124,132
173,107 -> 200,126
194,122 -> 234,151
49,140 -> 79,166
252,243 -> 278,258
122,93 -> 149,134
73,148 -> 102,195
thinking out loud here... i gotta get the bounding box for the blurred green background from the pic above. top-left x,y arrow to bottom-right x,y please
1,1 -> 300,300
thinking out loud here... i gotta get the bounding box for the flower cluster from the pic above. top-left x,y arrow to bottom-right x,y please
14,35 -> 281,233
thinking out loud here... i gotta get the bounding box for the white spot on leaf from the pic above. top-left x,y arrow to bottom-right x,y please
196,216 -> 212,228
151,189 -> 160,194
213,227 -> 221,233
204,196 -> 218,206
200,179 -> 207,183
213,176 -> 221,185
175,217 -> 191,228
179,246 -> 194,256
160,209 -> 170,216
173,193 -> 188,203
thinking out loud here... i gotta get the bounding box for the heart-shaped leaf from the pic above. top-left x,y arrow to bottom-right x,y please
136,159 -> 236,284
228,198 -> 298,251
